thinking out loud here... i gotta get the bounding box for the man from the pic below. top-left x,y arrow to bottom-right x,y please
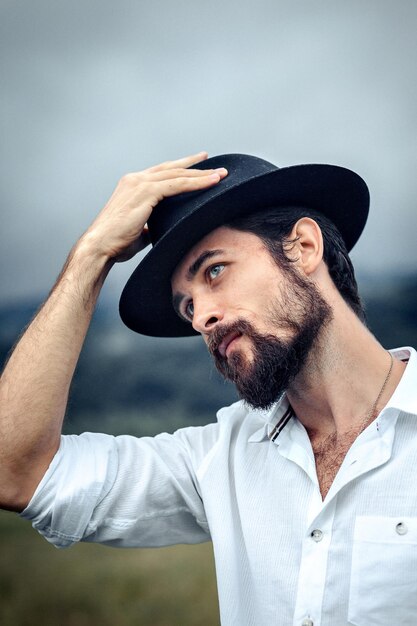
0,151 -> 415,625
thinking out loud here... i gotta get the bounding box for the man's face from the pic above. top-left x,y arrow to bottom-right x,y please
171,226 -> 331,409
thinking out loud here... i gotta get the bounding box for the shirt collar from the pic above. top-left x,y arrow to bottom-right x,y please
247,394 -> 294,443
384,346 -> 417,416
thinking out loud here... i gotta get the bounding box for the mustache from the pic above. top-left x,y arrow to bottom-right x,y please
207,318 -> 255,358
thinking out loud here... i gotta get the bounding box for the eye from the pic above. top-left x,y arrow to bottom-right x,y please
185,300 -> 194,320
207,263 -> 225,280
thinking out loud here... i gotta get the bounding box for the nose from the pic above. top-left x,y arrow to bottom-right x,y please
191,295 -> 224,335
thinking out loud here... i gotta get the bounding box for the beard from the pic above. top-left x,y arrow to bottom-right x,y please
207,270 -> 332,410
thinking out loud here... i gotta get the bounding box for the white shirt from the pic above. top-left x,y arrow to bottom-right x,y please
22,347 -> 417,626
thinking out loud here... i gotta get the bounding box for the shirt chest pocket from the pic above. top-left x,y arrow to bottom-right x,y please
348,515 -> 417,626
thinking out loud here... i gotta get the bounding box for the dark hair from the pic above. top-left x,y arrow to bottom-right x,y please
227,206 -> 366,321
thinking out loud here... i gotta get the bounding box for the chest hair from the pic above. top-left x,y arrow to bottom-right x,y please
311,425 -> 368,500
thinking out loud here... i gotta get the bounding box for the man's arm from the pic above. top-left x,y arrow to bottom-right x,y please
0,152 -> 226,512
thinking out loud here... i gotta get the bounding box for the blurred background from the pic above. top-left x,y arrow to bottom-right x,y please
1,0 -> 417,624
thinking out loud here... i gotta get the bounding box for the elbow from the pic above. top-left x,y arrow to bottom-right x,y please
0,452 -> 56,513
0,481 -> 34,513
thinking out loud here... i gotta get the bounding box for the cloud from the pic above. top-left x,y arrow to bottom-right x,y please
1,0 -> 417,304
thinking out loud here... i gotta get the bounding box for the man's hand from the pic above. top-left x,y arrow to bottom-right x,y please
80,152 -> 227,263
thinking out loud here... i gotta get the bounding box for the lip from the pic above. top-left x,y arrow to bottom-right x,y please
218,331 -> 242,357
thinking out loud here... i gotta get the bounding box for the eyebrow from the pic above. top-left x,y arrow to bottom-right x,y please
172,248 -> 226,320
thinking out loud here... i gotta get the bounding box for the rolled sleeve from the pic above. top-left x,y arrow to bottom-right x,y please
20,429 -> 213,549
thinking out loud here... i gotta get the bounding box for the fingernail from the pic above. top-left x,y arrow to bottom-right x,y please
215,168 -> 228,174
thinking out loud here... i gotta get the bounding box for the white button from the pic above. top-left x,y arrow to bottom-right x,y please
396,522 -> 408,535
311,529 -> 323,542
301,619 -> 314,626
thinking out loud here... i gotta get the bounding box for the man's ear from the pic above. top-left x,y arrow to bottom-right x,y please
287,217 -> 324,275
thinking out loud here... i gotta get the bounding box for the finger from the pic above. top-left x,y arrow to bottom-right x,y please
158,172 -> 224,198
146,151 -> 208,173
138,227 -> 151,249
147,167 -> 227,182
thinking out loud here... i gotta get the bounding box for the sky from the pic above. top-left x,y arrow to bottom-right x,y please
1,0 -> 417,309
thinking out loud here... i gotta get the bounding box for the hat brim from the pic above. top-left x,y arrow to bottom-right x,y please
119,163 -> 369,337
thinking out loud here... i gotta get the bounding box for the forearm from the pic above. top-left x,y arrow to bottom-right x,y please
0,238 -> 113,511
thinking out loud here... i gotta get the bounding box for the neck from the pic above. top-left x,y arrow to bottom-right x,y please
286,305 -> 406,442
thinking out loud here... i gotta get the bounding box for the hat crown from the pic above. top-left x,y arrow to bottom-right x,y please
148,154 -> 278,245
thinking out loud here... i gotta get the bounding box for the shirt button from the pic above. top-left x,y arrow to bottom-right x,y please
311,529 -> 323,542
396,522 -> 408,535
301,619 -> 314,626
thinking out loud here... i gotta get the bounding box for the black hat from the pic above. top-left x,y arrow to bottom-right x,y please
119,153 -> 369,337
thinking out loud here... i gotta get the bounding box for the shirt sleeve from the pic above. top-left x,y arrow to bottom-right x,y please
20,427 -> 216,549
